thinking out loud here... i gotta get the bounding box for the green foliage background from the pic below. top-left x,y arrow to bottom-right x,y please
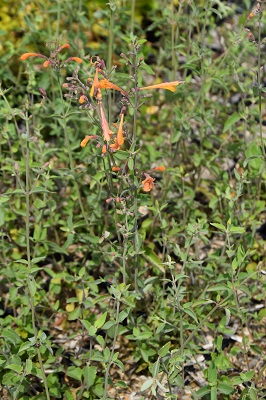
0,0 -> 266,399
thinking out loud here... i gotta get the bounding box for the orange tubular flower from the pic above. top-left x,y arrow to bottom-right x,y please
112,166 -> 121,171
99,102 -> 113,142
90,68 -> 99,98
65,57 -> 82,64
20,52 -> 45,60
80,135 -> 96,148
71,57 -> 82,63
102,145 -> 107,154
97,79 -> 128,97
116,114 -> 125,146
43,60 -> 51,68
154,165 -> 166,172
139,80 -> 185,92
58,43 -> 70,52
142,174 -> 155,192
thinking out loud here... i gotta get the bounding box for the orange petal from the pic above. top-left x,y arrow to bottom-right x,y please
70,57 -> 82,64
142,175 -> 155,192
139,80 -> 185,92
80,135 -> 95,147
43,60 -> 50,68
116,114 -> 124,146
59,43 -> 70,51
90,68 -> 99,98
99,102 -> 112,142
79,95 -> 87,104
20,52 -> 39,60
110,140 -> 120,151
154,166 -> 165,172
97,79 -> 128,96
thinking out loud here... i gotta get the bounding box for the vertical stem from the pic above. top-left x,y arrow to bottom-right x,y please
108,7 -> 114,121
25,111 -> 50,400
56,0 -> 61,37
257,2 -> 265,158
130,0 -> 135,34
56,76 -> 90,227
131,44 -> 140,291
103,296 -> 121,399
170,0 -> 177,152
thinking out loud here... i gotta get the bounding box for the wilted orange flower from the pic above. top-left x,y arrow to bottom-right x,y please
99,102 -> 113,142
142,174 -> 155,192
79,95 -> 87,104
80,135 -> 96,148
43,60 -> 51,68
154,165 -> 165,172
139,80 -> 185,92
97,79 -> 128,96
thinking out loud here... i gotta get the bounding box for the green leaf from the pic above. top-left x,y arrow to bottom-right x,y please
229,226 -> 245,234
33,198 -> 46,209
208,362 -> 217,383
207,284 -> 229,291
25,359 -> 32,374
223,113 -> 241,132
183,307 -> 198,323
196,387 -> 211,398
144,247 -> 165,273
84,366 -> 97,388
211,77 -> 229,93
28,277 -> 37,297
141,378 -> 154,391
81,319 -> 92,332
158,341 -> 171,357
68,307 -> 80,321
210,222 -> 226,232
94,311 -> 107,329
240,370 -> 254,382
66,366 -> 83,381
2,329 -> 21,346
31,186 -> 52,194
217,382 -> 234,394
140,62 -> 155,75
113,150 -> 129,161
249,386 -> 257,400
5,364 -> 23,374
84,234 -> 99,244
